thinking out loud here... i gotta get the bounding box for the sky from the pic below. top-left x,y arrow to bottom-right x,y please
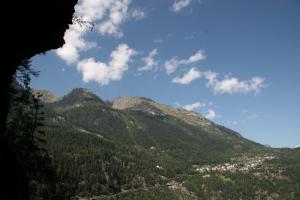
30,0 -> 300,148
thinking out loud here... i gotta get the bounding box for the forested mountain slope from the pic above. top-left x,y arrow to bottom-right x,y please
35,88 -> 300,200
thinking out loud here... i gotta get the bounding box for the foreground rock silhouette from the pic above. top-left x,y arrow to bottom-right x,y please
1,0 -> 77,199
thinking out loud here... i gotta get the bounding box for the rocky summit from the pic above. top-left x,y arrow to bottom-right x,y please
33,89 -> 61,103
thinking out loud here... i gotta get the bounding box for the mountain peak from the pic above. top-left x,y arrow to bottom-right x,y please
32,89 -> 61,103
67,88 -> 96,97
64,88 -> 103,102
50,88 -> 104,107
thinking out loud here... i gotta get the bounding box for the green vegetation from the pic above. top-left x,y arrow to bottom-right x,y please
6,61 -> 57,200
28,88 -> 300,199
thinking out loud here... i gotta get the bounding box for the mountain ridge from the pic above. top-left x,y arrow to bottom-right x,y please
38,88 -> 222,131
40,88 -> 243,139
34,87 -> 300,200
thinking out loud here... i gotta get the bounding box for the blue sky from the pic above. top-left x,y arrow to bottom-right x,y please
31,0 -> 300,148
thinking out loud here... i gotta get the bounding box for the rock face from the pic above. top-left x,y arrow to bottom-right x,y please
33,89 -> 61,103
63,88 -> 102,102
112,96 -> 164,115
46,88 -> 106,108
112,96 -> 212,128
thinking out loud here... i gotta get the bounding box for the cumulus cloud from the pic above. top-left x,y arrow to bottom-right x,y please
188,50 -> 207,63
172,0 -> 192,12
205,109 -> 217,120
164,58 -> 181,75
131,8 -> 145,20
172,67 -> 266,94
172,68 -> 216,85
211,76 -> 265,95
56,0 -> 132,64
164,50 -> 206,74
174,69 -> 265,95
182,101 -> 205,111
295,144 -> 300,148
202,71 -> 218,86
56,25 -> 96,64
77,43 -> 136,85
97,0 -> 131,37
138,49 -> 158,71
172,67 -> 201,84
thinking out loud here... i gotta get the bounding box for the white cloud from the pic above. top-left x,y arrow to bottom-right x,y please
138,49 -> 158,71
211,76 -> 265,95
205,109 -> 217,120
188,50 -> 206,63
96,0 -> 131,37
56,0 -> 133,64
131,8 -> 145,20
75,0 -> 112,22
172,67 -> 266,95
164,50 -> 206,74
77,43 -> 136,85
172,67 -> 202,85
164,57 -> 181,75
203,72 -> 218,88
295,144 -> 300,148
182,101 -> 205,111
56,25 -> 96,64
172,0 -> 192,12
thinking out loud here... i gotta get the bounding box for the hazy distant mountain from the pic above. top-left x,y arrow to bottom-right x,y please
37,88 -> 300,200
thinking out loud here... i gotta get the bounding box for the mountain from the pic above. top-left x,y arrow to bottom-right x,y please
112,96 -> 211,126
32,89 -> 61,103
37,88 -> 300,200
49,88 -> 105,107
112,96 -> 242,137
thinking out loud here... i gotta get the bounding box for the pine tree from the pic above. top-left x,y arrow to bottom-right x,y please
6,59 -> 57,200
